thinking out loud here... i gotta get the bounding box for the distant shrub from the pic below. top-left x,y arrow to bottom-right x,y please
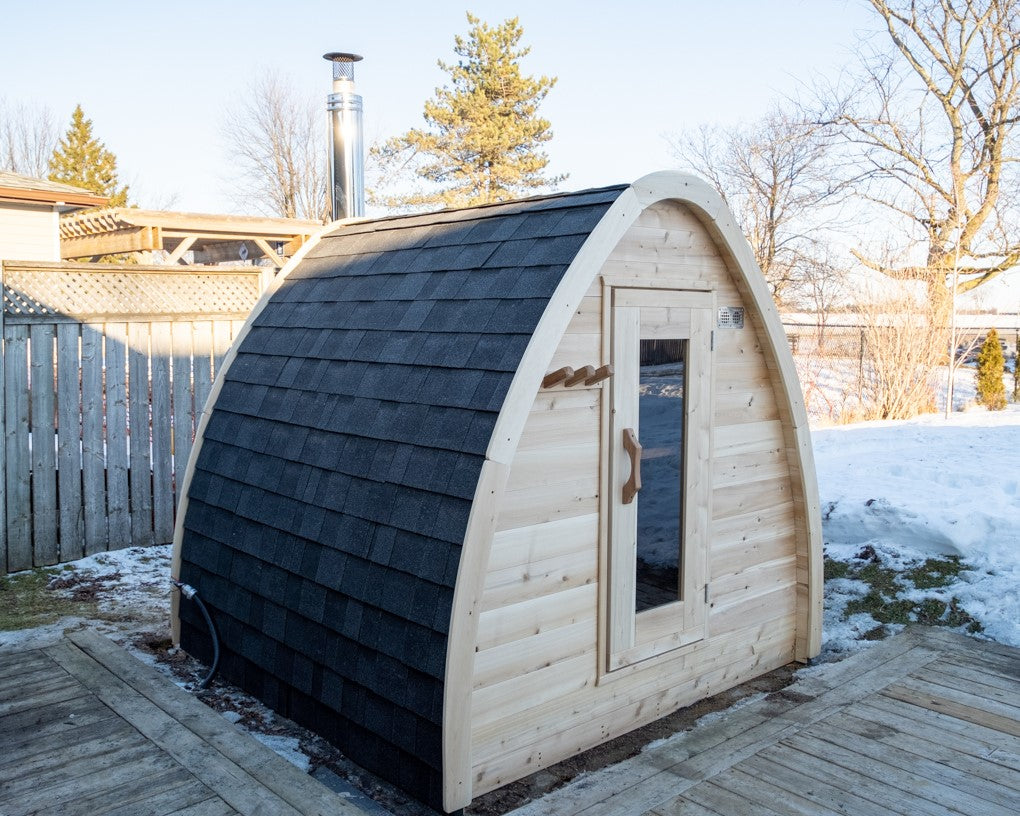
976,328 -> 1006,410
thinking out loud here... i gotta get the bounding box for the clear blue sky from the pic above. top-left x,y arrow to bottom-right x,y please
2,0 -> 877,214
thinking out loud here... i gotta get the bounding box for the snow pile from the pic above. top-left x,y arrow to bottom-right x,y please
51,544 -> 174,620
0,544 -> 173,653
814,405 -> 1020,648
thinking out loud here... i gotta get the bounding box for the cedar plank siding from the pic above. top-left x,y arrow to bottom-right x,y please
469,201 -> 798,794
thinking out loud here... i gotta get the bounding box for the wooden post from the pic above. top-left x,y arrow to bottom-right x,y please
57,323 -> 84,561
81,324 -> 108,555
105,323 -> 131,550
4,325 -> 31,571
128,323 -> 154,548
151,323 -> 174,544
0,263 -> 6,572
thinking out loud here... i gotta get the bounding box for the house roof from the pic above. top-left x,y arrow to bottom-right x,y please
177,184 -> 626,806
0,171 -> 108,209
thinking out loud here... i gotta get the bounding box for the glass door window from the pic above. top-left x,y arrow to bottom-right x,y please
636,337 -> 687,612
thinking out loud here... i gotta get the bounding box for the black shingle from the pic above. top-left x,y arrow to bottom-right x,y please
479,266 -> 526,298
451,241 -> 499,270
505,265 -> 563,299
462,213 -> 527,243
315,547 -> 348,587
413,332 -> 480,368
463,412 -> 498,454
464,334 -> 515,371
415,538 -> 454,584
495,334 -> 533,371
338,598 -> 364,640
367,526 -> 397,566
404,243 -> 465,274
180,184 -> 626,809
509,208 -> 568,239
487,298 -> 548,333
401,447 -> 454,494
447,454 -> 483,500
482,238 -> 538,268
431,588 -> 454,633
298,581 -> 327,621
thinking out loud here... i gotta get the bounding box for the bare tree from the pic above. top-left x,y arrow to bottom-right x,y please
855,286 -> 949,420
222,72 -> 327,220
668,106 -> 839,304
823,0 -> 1020,303
787,250 -> 850,350
0,99 -> 57,177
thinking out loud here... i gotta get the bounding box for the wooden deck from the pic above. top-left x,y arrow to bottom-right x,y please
0,631 -> 370,816
509,627 -> 1020,816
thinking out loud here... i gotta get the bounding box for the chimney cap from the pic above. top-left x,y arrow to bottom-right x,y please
324,52 -> 363,82
323,52 -> 363,63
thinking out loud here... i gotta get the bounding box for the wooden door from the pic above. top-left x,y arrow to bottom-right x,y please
606,288 -> 714,671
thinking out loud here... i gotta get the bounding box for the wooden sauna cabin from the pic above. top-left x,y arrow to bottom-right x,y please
171,171 -> 822,812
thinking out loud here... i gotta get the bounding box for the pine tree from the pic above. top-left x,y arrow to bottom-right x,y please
48,105 -> 128,207
975,328 -> 1007,410
370,13 -> 565,210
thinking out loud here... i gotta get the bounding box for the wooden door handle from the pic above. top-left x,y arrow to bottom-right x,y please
622,428 -> 642,504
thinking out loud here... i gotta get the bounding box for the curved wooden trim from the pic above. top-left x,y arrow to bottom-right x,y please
169,219 -> 340,643
443,171 -> 822,807
441,460 -> 508,812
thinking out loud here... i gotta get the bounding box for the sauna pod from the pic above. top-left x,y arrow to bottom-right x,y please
172,172 -> 822,812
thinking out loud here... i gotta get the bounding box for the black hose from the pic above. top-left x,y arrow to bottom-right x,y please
173,580 -> 220,689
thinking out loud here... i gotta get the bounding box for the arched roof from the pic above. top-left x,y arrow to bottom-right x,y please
175,185 -> 626,806
175,172 -> 822,811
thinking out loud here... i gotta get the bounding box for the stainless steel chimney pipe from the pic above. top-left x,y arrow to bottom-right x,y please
323,52 -> 364,221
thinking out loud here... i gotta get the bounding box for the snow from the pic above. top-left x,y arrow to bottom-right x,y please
813,404 -> 1020,650
251,733 -> 311,772
0,544 -> 173,653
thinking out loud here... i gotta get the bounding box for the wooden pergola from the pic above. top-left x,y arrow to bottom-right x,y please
59,208 -> 325,268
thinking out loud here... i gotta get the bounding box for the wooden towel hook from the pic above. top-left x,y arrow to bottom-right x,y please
584,364 -> 613,386
564,365 -> 595,387
542,366 -> 574,388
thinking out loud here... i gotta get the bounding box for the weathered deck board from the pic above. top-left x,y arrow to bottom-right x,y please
508,627 -> 1020,816
0,631 -> 374,816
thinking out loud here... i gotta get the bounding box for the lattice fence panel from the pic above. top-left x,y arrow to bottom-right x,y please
2,262 -> 262,319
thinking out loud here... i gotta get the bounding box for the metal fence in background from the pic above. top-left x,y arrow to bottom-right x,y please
782,319 -> 1020,421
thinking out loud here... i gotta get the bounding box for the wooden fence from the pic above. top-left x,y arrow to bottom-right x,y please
1,261 -> 267,573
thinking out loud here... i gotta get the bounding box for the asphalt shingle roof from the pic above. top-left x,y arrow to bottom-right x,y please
178,184 -> 625,807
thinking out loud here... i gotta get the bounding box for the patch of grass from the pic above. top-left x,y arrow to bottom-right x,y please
914,597 -> 949,625
855,562 -> 902,595
904,556 -> 965,589
845,591 -> 914,625
0,566 -> 105,631
823,556 -> 851,580
826,548 -> 983,637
